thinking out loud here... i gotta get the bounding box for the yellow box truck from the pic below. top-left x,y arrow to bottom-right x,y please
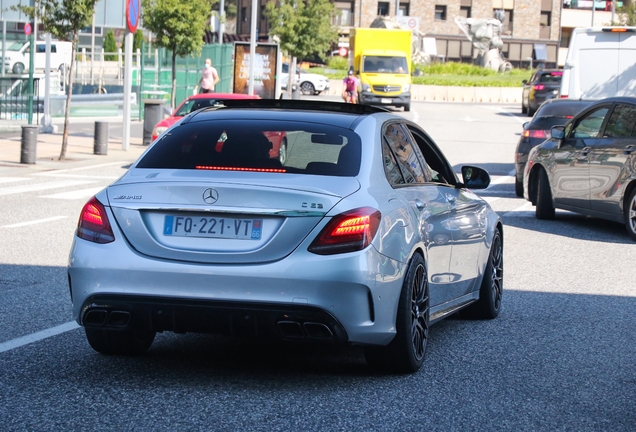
350,28 -> 412,111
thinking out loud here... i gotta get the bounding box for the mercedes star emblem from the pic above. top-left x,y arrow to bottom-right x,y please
202,188 -> 219,204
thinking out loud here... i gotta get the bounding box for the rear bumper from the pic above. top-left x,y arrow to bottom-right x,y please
79,294 -> 349,342
68,235 -> 405,346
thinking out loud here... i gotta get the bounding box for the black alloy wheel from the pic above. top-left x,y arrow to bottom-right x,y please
625,188 -> 636,241
364,254 -> 429,374
463,229 -> 503,319
535,167 -> 555,220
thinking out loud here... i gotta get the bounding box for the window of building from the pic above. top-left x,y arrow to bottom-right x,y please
333,1 -> 354,26
435,5 -> 447,21
496,9 -> 513,34
398,2 -> 409,16
459,6 -> 471,18
80,26 -> 103,35
540,11 -> 551,27
560,28 -> 572,48
378,2 -> 390,16
242,7 -> 247,22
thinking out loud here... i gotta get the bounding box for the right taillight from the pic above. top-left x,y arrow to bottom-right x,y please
308,207 -> 381,255
76,196 -> 115,244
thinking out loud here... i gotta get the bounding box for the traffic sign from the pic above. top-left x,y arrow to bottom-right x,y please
126,0 -> 141,33
24,23 -> 32,35
338,47 -> 348,57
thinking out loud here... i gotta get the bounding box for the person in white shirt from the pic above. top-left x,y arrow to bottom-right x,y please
195,58 -> 220,94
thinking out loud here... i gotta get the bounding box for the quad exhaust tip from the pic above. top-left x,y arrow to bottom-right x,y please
277,320 -> 334,339
84,309 -> 131,328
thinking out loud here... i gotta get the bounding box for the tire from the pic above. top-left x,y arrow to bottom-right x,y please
404,104 -> 411,112
624,187 -> 636,241
521,102 -> 527,115
515,176 -> 524,197
278,137 -> 288,165
462,230 -> 503,319
528,105 -> 536,117
535,167 -> 555,220
85,326 -> 156,355
12,63 -> 25,74
300,82 -> 315,95
364,254 -> 429,374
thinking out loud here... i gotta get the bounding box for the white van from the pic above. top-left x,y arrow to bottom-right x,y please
3,40 -> 73,75
560,27 -> 636,100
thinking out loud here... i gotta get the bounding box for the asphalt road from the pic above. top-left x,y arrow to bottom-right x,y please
0,101 -> 634,431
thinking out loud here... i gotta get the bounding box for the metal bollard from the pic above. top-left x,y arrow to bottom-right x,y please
94,121 -> 109,155
20,125 -> 38,164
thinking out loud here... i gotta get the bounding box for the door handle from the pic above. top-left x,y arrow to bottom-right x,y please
624,145 -> 635,155
445,193 -> 457,205
414,199 -> 426,210
580,146 -> 591,157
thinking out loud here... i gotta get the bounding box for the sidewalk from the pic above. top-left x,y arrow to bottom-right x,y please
0,117 -> 148,173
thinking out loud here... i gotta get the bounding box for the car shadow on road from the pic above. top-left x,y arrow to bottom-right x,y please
501,210 -> 633,244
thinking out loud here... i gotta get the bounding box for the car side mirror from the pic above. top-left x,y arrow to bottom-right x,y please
551,125 -> 565,140
522,80 -> 527,84
523,121 -> 529,129
460,166 -> 490,190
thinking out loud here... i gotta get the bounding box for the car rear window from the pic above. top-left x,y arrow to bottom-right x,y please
136,120 -> 361,176
538,72 -> 562,83
531,117 -> 573,129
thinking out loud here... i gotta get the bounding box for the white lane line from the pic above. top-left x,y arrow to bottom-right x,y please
500,201 -> 535,217
2,216 -> 68,228
0,180 -> 96,196
0,177 -> 26,184
0,321 -> 79,354
33,173 -> 119,180
32,161 -> 129,176
41,186 -> 104,200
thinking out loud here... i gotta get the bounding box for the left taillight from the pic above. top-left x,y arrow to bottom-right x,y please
308,207 -> 381,255
76,196 -> 115,244
533,84 -> 545,91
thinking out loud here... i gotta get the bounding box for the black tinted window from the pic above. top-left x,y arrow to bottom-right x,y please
538,72 -> 562,83
604,104 -> 636,138
136,120 -> 361,176
383,123 -> 427,184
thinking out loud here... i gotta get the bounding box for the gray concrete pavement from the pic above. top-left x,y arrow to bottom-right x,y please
0,117 -> 147,172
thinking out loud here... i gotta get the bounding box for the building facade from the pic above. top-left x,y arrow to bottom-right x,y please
236,0 -> 564,68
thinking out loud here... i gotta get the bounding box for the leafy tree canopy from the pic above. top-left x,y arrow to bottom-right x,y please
616,3 -> 636,26
142,0 -> 211,57
264,0 -> 338,61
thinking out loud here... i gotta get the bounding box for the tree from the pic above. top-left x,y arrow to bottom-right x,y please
103,29 -> 117,61
265,0 -> 338,92
122,29 -> 145,53
16,0 -> 100,160
616,3 -> 636,25
142,0 -> 211,108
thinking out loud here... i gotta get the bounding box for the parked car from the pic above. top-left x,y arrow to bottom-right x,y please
281,63 -> 330,95
521,69 -> 563,116
69,100 -> 503,374
514,98 -> 594,196
524,97 -> 636,240
151,93 -> 289,164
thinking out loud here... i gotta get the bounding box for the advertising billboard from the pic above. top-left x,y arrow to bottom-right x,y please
233,42 -> 279,99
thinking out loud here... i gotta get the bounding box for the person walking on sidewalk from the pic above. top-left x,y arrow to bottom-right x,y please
194,58 -> 220,94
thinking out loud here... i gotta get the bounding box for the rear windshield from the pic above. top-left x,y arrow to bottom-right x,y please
136,120 -> 361,176
531,117 -> 573,129
538,72 -> 562,83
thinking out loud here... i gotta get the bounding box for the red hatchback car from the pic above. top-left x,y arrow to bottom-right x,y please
152,93 -> 289,164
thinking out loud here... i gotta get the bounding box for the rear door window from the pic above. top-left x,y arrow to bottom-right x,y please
604,104 -> 636,138
571,107 -> 610,139
382,123 -> 429,184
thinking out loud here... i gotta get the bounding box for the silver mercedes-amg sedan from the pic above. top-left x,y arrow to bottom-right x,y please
69,100 -> 503,373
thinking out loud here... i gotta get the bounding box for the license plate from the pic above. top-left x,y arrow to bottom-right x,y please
381,98 -> 391,104
163,215 -> 262,240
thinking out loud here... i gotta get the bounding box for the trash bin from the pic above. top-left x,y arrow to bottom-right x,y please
20,125 -> 38,164
94,121 -> 109,155
143,99 -> 165,146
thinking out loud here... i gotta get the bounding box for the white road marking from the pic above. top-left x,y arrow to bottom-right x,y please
41,186 -> 104,200
0,180 -> 96,196
0,321 -> 79,354
33,173 -> 119,180
0,177 -> 26,184
2,216 -> 67,228
31,161 -> 129,176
